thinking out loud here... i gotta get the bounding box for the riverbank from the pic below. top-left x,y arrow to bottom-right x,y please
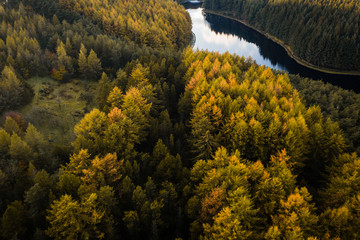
204,9 -> 360,76
191,32 -> 196,47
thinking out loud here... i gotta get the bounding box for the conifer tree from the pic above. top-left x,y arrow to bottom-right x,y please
78,43 -> 88,78
121,87 -> 152,142
96,72 -> 112,110
73,109 -> 108,154
0,129 -> 10,156
46,194 -> 104,240
87,49 -> 102,80
24,123 -> 47,153
107,86 -> 123,109
0,201 -> 27,239
9,133 -> 34,162
56,41 -> 73,74
3,116 -> 23,136
0,66 -> 26,111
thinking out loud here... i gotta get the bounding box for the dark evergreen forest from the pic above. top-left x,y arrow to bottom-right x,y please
0,0 -> 360,239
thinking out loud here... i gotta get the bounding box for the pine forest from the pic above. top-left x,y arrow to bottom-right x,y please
0,0 -> 360,239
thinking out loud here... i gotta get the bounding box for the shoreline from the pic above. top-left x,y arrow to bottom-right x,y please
191,32 -> 196,47
204,9 -> 360,76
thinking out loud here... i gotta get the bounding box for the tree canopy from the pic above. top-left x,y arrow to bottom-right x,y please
0,1 -> 359,240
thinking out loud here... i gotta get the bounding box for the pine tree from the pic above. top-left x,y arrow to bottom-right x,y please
73,109 -> 108,154
203,205 -> 253,240
87,49 -> 102,80
24,123 -> 46,153
128,63 -> 149,89
268,187 -> 318,239
121,87 -> 152,142
3,116 -> 23,136
0,129 -> 10,155
0,66 -> 25,111
82,153 -> 123,188
46,194 -> 104,240
114,68 -> 128,91
96,72 -> 112,110
24,170 -> 52,226
107,86 -> 123,109
78,43 -> 88,78
190,116 -> 218,160
0,201 -> 27,239
9,133 -> 34,162
123,211 -> 140,238
56,41 -> 73,74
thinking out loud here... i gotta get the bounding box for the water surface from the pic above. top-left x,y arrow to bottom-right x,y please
186,6 -> 360,92
190,8 -> 286,70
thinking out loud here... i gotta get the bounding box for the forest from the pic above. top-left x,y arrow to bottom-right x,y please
1,0 -> 360,239
58,0 -> 192,48
203,0 -> 360,71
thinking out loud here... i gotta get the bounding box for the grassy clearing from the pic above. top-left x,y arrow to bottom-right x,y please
17,77 -> 97,146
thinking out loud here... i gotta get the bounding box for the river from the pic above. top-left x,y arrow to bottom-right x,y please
185,5 -> 360,93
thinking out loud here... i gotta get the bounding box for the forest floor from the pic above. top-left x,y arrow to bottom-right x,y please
204,9 -> 360,76
17,77 -> 97,146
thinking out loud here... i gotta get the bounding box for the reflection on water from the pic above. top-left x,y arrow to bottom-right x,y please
186,7 -> 360,92
190,8 -> 286,70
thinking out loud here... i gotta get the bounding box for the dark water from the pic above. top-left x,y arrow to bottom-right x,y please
185,6 -> 360,93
